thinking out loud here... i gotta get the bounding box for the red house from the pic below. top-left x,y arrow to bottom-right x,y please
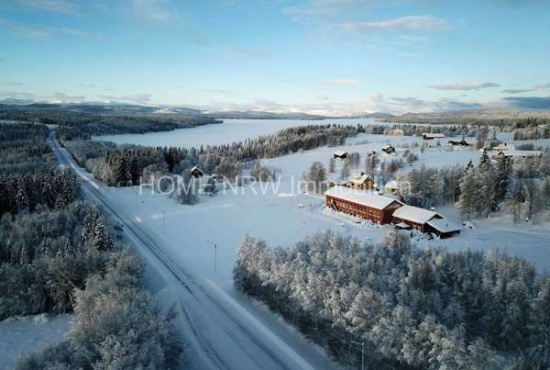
325,186 -> 403,224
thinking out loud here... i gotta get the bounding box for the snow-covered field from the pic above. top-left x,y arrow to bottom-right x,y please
0,314 -> 71,370
90,123 -> 550,290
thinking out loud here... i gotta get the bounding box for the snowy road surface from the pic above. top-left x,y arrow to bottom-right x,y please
48,132 -> 338,370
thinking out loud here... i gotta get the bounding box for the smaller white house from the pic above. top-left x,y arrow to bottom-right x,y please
385,180 -> 399,195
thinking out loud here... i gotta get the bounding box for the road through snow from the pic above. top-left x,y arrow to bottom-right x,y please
48,132 -> 338,370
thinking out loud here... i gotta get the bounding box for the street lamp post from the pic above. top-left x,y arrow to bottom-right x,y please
206,240 -> 218,273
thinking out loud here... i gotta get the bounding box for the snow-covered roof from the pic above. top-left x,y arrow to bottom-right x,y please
385,180 -> 399,189
494,143 -> 515,151
427,218 -> 461,234
393,205 -> 440,224
190,165 -> 203,173
423,133 -> 445,139
325,186 -> 402,210
497,150 -> 542,158
347,174 -> 372,185
333,150 -> 349,157
382,144 -> 394,150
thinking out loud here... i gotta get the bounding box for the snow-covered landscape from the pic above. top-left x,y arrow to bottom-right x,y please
2,0 -> 550,368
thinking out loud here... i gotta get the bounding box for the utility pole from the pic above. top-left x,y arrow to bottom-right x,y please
351,340 -> 365,370
206,240 -> 218,273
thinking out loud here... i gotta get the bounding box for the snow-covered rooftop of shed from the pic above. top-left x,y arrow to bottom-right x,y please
325,186 -> 402,210
333,150 -> 348,156
427,218 -> 461,233
497,150 -> 542,157
393,205 -> 440,224
385,180 -> 398,189
423,133 -> 445,138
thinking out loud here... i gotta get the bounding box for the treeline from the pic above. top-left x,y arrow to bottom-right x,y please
0,170 -> 78,216
0,106 -> 221,140
0,124 -> 79,216
514,125 -> 550,141
65,124 -> 359,186
234,231 -> 550,370
0,123 -> 53,175
459,151 -> 550,222
361,123 -> 475,138
56,114 -> 222,140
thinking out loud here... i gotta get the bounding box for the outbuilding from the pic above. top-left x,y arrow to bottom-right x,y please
333,150 -> 349,160
190,166 -> 204,178
392,205 -> 460,238
448,139 -> 470,147
381,144 -> 396,154
325,186 -> 403,224
422,133 -> 445,140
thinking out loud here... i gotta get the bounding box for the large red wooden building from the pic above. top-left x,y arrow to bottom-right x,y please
325,186 -> 403,224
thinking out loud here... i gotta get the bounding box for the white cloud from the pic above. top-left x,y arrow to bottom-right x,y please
0,90 -> 85,102
428,82 -> 500,91
344,16 -> 448,33
5,0 -> 78,14
536,83 -> 550,89
323,78 -> 361,86
128,0 -> 175,22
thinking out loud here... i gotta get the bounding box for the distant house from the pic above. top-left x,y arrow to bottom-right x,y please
494,143 -> 515,152
492,150 -> 542,160
381,144 -> 396,154
392,205 -> 460,238
333,150 -> 349,160
388,129 -> 404,137
385,180 -> 400,195
325,186 -> 403,224
448,139 -> 471,147
422,133 -> 445,140
346,174 -> 375,190
190,166 -> 204,178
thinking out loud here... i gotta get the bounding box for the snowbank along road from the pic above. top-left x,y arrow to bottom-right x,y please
47,131 -> 337,370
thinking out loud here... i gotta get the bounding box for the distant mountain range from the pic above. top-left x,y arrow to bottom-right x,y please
2,101 -> 548,124
0,101 -> 396,120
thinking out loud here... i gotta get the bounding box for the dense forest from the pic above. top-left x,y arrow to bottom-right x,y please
0,104 -> 221,140
235,230 -> 550,370
0,123 -> 183,369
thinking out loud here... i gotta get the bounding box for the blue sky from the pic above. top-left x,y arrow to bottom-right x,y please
1,0 -> 550,115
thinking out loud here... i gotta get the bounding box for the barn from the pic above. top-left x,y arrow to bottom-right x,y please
381,144 -> 396,154
333,150 -> 349,160
325,186 -> 403,224
392,205 -> 460,238
448,139 -> 470,147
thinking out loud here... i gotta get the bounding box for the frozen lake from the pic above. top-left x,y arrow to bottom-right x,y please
94,118 -> 381,148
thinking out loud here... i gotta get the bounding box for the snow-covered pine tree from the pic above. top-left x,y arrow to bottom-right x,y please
459,167 -> 478,219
